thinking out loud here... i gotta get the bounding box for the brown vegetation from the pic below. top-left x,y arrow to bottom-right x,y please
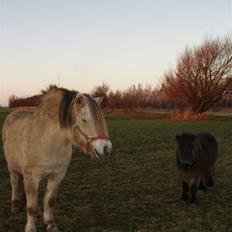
8,36 -> 232,117
162,35 -> 232,114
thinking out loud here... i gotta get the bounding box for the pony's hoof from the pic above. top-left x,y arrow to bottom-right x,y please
47,226 -> 60,232
190,199 -> 198,206
25,225 -> 36,232
11,205 -> 20,213
11,200 -> 23,213
47,221 -> 60,232
180,196 -> 189,204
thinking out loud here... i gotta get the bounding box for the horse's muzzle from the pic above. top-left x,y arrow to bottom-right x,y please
92,139 -> 112,158
179,159 -> 196,170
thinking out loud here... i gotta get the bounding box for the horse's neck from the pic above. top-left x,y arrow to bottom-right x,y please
39,89 -> 62,121
34,110 -> 72,149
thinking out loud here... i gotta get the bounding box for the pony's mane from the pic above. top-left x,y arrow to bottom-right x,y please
59,89 -> 77,128
40,86 -> 77,127
40,86 -> 106,132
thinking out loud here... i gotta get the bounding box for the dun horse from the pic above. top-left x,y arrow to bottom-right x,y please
2,86 -> 112,232
175,133 -> 218,204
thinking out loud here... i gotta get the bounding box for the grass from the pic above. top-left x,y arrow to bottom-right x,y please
0,109 -> 232,231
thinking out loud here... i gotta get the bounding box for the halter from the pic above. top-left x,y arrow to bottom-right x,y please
74,125 -> 110,154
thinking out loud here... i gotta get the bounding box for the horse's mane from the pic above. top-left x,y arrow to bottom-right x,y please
59,89 -> 77,127
40,86 -> 77,127
40,86 -> 107,132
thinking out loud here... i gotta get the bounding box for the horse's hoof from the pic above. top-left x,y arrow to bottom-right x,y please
47,226 -> 60,232
11,205 -> 21,213
11,200 -> 24,213
47,222 -> 60,232
25,225 -> 36,232
180,196 -> 189,204
190,199 -> 198,206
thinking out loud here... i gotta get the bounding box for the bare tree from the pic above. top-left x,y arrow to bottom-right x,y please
162,35 -> 232,114
91,82 -> 110,107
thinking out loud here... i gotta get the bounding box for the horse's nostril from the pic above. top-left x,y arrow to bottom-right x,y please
103,145 -> 110,156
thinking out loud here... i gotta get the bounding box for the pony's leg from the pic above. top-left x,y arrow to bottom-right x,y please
180,181 -> 189,202
206,166 -> 215,187
24,175 -> 40,232
190,182 -> 198,204
198,177 -> 207,191
43,173 -> 65,232
10,171 -> 26,213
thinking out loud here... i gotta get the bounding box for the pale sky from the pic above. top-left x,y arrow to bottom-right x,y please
0,0 -> 231,106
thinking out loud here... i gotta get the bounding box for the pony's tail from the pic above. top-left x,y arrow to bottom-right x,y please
205,174 -> 214,187
205,166 -> 215,187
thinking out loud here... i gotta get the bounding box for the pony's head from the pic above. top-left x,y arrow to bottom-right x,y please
42,87 -> 112,159
175,133 -> 199,169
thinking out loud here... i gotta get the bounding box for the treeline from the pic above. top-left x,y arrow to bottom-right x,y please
7,35 -> 232,114
9,83 -> 232,110
9,94 -> 41,108
92,83 -> 177,110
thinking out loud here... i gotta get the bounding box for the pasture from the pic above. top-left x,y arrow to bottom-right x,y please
0,109 -> 231,232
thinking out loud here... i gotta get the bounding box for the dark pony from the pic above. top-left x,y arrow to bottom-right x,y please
175,133 -> 218,204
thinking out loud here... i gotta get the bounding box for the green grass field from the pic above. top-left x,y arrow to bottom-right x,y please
0,109 -> 232,232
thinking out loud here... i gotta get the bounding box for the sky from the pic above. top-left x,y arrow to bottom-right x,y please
0,0 -> 231,106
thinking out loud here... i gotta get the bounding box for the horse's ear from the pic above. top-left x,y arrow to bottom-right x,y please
94,97 -> 104,106
191,134 -> 196,141
176,135 -> 181,143
75,94 -> 84,106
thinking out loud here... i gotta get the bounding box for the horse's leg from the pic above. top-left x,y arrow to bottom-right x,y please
190,182 -> 198,204
198,177 -> 207,191
43,173 -> 65,232
10,171 -> 25,213
24,175 -> 40,232
180,181 -> 189,202
206,166 -> 215,187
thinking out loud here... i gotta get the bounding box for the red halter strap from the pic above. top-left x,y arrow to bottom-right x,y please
74,125 -> 110,154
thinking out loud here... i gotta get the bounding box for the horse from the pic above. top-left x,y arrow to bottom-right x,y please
2,86 -> 112,232
175,133 -> 218,204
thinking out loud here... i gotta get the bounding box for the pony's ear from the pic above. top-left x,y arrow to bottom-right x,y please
94,97 -> 104,106
75,94 -> 84,106
176,135 -> 181,143
190,134 -> 196,141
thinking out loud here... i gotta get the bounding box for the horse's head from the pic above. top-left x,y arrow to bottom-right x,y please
59,90 -> 112,159
175,133 -> 198,169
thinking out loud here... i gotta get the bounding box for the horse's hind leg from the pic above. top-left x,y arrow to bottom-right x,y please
198,177 -> 207,191
43,173 -> 65,232
24,175 -> 40,232
10,171 -> 26,213
206,166 -> 215,187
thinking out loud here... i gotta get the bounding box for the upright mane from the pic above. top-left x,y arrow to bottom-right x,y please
59,89 -> 77,128
40,86 -> 77,127
40,86 -> 107,132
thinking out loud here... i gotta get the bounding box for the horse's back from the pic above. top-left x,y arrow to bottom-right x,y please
3,110 -> 35,141
196,133 -> 218,163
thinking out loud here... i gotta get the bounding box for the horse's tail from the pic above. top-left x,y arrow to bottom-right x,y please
205,165 -> 216,187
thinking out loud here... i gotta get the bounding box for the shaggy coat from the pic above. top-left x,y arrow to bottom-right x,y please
2,86 -> 112,232
176,133 -> 218,204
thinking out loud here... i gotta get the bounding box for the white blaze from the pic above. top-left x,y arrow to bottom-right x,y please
91,139 -> 112,156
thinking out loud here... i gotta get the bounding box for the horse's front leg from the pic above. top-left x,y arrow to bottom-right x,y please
43,173 -> 65,232
24,175 -> 40,232
10,171 -> 26,213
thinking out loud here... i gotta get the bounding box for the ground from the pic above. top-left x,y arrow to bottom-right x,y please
0,109 -> 231,232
